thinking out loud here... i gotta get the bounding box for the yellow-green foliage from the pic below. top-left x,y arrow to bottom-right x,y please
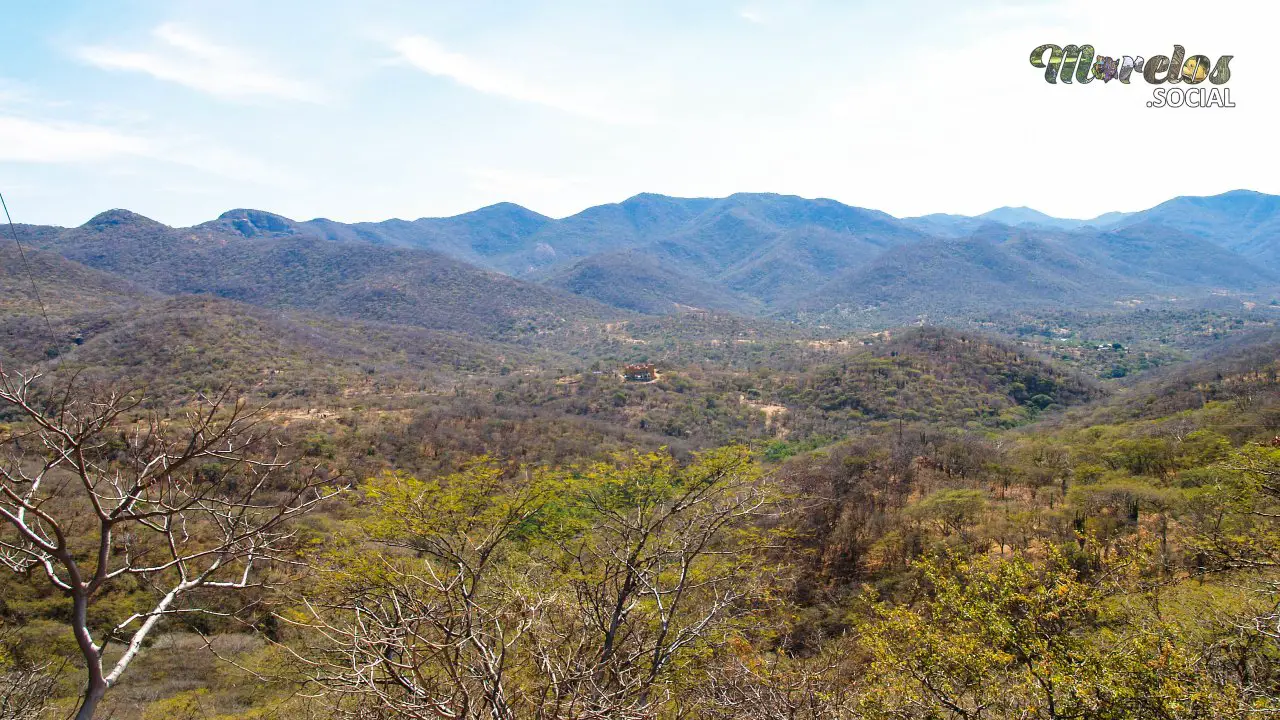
299,447 -> 786,719
856,551 -> 1237,719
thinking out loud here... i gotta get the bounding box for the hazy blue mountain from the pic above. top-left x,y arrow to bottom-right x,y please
966,206 -> 1134,231
905,208 -> 1133,236
899,213 -> 991,238
17,189 -> 1280,330
285,191 -> 922,285
433,203 -> 555,258
290,195 -> 701,274
978,206 -> 1090,230
791,232 -> 1129,323
501,193 -> 716,274
192,203 -> 556,273
1084,210 -> 1134,227
786,218 -> 1278,326
294,202 -> 554,270
1068,221 -> 1278,290
542,251 -> 759,314
519,192 -> 927,310
711,225 -> 910,305
1108,189 -> 1280,269
642,194 -> 924,291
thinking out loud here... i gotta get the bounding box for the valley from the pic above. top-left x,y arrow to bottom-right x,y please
5,3 -> 1275,716
2,189 -> 1280,719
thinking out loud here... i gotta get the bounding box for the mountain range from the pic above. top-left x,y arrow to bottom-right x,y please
8,189 -> 1279,336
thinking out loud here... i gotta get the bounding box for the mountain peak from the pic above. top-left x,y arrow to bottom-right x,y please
980,206 -> 1056,220
484,201 -> 537,211
459,202 -> 550,222
82,209 -> 166,230
203,209 -> 300,238
216,207 -> 293,221
625,191 -> 689,202
977,206 -> 1088,230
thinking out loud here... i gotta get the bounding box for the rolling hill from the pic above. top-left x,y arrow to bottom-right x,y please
1107,189 -> 1280,270
0,242 -> 158,365
777,326 -> 1100,431
1068,221 -> 1277,290
790,232 -> 1119,324
541,251 -> 759,315
36,296 -> 545,400
0,241 -> 155,317
786,218 -> 1279,326
12,189 -> 1280,334
24,210 -> 623,339
299,202 -> 555,271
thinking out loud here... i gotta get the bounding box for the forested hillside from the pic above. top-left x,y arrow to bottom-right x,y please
1108,189 -> 1280,270
6,303 -> 1280,718
23,209 -> 624,339
18,189 -> 1278,330
3,191 -> 1280,719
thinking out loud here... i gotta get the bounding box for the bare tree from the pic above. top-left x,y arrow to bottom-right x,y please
0,368 -> 345,720
288,461 -> 553,720
0,664 -> 55,720
685,645 -> 856,720
535,448 -> 781,718
287,448 -> 783,720
0,625 -> 57,720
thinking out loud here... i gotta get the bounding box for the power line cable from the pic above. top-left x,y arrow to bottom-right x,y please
0,191 -> 57,347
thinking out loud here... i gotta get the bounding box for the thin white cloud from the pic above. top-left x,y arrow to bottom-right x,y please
0,114 -> 294,186
739,8 -> 765,24
0,77 -> 73,111
0,116 -> 150,163
79,23 -> 323,103
153,136 -> 299,187
392,35 -> 640,124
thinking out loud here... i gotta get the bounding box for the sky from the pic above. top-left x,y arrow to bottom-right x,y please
1,0 -> 1277,227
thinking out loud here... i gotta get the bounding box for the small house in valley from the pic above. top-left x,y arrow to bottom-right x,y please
623,363 -> 657,382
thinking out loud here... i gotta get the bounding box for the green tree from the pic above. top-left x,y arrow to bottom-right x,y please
854,551 -> 1231,719
293,447 -> 785,719
907,489 -> 986,543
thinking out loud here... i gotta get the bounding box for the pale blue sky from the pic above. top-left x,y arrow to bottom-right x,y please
1,0 -> 1275,226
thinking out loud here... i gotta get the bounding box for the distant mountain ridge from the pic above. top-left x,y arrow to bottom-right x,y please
901,206 -> 1133,237
1105,189 -> 1280,270
22,208 -> 624,340
17,188 -> 1280,329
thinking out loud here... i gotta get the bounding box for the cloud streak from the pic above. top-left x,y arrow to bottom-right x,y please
0,116 -> 149,163
0,114 -> 294,186
79,23 -> 323,103
392,35 -> 642,124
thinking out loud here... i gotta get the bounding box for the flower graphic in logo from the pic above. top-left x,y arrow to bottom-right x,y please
1093,55 -> 1119,82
